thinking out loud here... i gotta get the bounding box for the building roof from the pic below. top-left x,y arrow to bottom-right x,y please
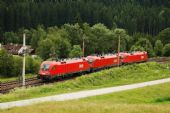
2,44 -> 35,55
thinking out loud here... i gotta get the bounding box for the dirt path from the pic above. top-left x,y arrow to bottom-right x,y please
1,78 -> 170,109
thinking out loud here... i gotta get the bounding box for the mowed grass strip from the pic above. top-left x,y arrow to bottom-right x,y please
1,62 -> 170,103
1,82 -> 170,113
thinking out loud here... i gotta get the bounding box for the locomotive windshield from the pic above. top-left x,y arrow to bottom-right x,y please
41,64 -> 50,71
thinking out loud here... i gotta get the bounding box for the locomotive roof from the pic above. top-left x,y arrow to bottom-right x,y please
42,58 -> 88,65
59,58 -> 87,64
119,51 -> 147,56
87,54 -> 117,60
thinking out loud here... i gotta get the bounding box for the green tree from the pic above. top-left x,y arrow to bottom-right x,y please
62,23 -> 83,45
130,38 -> 155,57
130,45 -> 145,51
0,48 -> 14,76
31,26 -> 46,49
32,56 -> 42,74
163,43 -> 170,57
113,28 -> 132,52
3,32 -> 19,44
82,23 -> 98,55
12,56 -> 22,76
157,28 -> 170,45
47,28 -> 71,59
26,56 -> 34,73
69,45 -> 82,58
36,38 -> 53,60
154,40 -> 163,56
91,23 -> 114,54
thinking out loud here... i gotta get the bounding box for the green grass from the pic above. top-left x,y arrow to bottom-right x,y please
1,62 -> 170,103
0,74 -> 36,82
1,82 -> 170,113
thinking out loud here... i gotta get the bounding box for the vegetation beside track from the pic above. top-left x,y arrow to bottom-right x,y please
0,74 -> 36,82
1,62 -> 170,103
1,82 -> 170,113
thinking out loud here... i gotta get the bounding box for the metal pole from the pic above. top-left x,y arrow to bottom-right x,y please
22,33 -> 26,86
117,35 -> 120,67
146,39 -> 147,52
82,35 -> 85,58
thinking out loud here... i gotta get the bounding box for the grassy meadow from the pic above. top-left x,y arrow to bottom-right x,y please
1,82 -> 170,113
0,62 -> 170,103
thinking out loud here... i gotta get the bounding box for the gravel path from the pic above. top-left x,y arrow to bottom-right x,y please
1,78 -> 170,109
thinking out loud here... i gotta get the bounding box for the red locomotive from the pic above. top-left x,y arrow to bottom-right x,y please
39,58 -> 90,79
119,51 -> 148,64
86,55 -> 120,71
38,51 -> 148,80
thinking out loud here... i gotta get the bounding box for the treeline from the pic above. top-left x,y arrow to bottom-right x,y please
0,0 -> 170,36
2,23 -> 170,60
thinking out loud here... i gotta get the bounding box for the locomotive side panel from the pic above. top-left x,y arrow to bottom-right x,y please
65,61 -> 90,74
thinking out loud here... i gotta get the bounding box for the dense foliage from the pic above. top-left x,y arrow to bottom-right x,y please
33,23 -> 134,59
69,45 -> 82,58
0,0 -> 169,36
1,23 -> 170,60
0,48 -> 42,77
163,44 -> 170,57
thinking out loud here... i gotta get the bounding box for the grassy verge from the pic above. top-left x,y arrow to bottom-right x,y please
1,82 -> 170,113
0,74 -> 36,82
0,62 -> 170,103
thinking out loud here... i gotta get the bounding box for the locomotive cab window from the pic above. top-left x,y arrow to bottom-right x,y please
87,58 -> 93,63
41,64 -> 50,71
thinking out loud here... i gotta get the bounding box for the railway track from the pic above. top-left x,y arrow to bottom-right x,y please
0,77 -> 43,94
0,57 -> 170,94
148,57 -> 170,62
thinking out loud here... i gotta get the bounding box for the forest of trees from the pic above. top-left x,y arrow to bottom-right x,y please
0,0 -> 169,36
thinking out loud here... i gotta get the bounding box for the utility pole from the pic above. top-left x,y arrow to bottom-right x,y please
82,35 -> 85,58
22,33 -> 26,86
145,39 -> 147,52
117,35 -> 120,67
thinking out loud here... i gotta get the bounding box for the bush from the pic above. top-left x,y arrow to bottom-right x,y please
163,44 -> 170,56
32,56 -> 42,73
130,38 -> 155,57
154,40 -> 163,56
25,56 -> 42,74
0,48 -> 14,77
0,52 -> 42,77
157,28 -> 170,45
12,56 -> 22,76
69,45 -> 82,58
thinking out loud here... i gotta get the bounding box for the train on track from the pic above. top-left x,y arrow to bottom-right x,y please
38,51 -> 148,80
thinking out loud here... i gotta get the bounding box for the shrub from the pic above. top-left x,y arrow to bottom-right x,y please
0,48 -> 14,77
13,56 -> 22,76
154,40 -> 163,56
157,28 -> 170,45
69,45 -> 82,58
163,43 -> 170,56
